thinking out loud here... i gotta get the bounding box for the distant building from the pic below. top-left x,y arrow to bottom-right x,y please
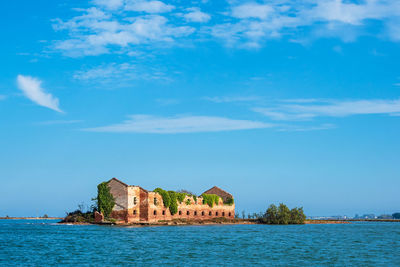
105,178 -> 235,223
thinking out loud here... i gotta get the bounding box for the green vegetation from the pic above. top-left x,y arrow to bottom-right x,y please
62,209 -> 94,223
96,182 -> 115,218
168,191 -> 178,215
224,197 -> 234,205
153,188 -> 179,215
176,192 -> 186,203
201,193 -> 220,207
185,199 -> 191,205
154,188 -> 171,207
261,203 -> 306,224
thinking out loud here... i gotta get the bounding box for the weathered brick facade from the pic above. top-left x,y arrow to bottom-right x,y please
107,178 -> 235,223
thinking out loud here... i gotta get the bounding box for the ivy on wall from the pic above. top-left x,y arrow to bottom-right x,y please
96,182 -> 115,218
154,188 -> 231,213
201,194 -> 220,207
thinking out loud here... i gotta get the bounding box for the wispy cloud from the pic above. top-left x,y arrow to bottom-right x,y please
16,75 -> 63,113
51,1 -> 400,56
253,99 -> 400,121
278,123 -> 336,132
204,96 -> 261,103
211,0 -> 400,48
73,63 -> 171,84
183,8 -> 211,23
53,5 -> 194,56
125,1 -> 175,13
83,114 -> 273,133
0,95 -> 6,100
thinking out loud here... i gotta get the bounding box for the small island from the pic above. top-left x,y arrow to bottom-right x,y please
61,177 -> 309,226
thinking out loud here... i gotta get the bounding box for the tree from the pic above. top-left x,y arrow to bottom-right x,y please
392,213 -> 400,219
96,182 -> 115,218
264,204 -> 279,224
277,203 -> 291,224
290,207 -> 306,224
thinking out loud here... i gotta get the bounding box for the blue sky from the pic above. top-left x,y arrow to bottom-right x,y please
1,0 -> 400,217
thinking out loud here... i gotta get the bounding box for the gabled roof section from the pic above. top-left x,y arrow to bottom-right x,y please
108,177 -> 128,187
202,186 -> 233,202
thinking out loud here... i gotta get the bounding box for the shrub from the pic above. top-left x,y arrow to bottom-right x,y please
289,207 -> 306,224
263,204 -> 279,224
185,199 -> 191,205
261,203 -> 306,224
277,203 -> 291,225
96,182 -> 115,218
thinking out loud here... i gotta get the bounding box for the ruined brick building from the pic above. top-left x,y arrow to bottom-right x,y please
106,178 -> 235,223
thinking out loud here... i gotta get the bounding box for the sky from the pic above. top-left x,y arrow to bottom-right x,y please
1,0 -> 400,217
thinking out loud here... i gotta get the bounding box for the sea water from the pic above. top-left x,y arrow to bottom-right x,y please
0,220 -> 399,266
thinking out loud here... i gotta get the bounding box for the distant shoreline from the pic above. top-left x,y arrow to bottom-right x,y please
0,217 -> 63,220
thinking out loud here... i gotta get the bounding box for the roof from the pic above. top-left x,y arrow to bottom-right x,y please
108,177 -> 128,187
202,186 -> 233,202
108,178 -> 148,192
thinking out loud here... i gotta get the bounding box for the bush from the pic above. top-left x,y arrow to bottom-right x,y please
261,203 -> 306,224
96,182 -> 115,218
186,199 -> 191,205
62,209 -> 94,223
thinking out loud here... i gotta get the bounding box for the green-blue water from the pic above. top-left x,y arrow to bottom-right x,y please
1,220 -> 399,266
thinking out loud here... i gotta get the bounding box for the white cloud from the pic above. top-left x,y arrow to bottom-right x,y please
125,0 -> 175,13
92,0 -> 124,10
83,114 -> 273,133
184,8 -> 211,23
53,7 -> 194,56
212,0 -> 400,48
52,1 -> 400,55
253,99 -> 400,120
231,3 -> 273,20
16,75 -> 62,113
